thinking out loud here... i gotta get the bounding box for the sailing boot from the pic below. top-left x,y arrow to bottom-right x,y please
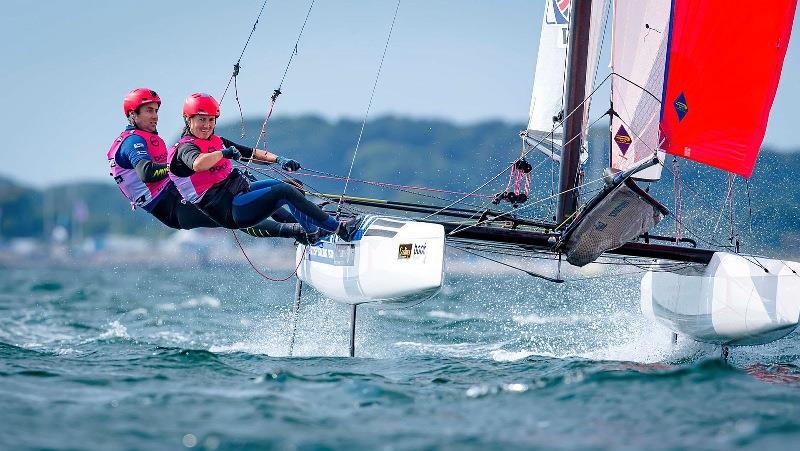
335,215 -> 365,242
298,228 -> 332,245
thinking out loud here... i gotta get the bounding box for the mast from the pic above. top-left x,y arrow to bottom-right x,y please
556,0 -> 593,224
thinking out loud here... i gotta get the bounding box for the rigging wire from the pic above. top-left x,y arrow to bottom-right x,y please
252,0 -> 317,153
301,168 -> 496,200
294,168 -> 499,212
420,72 -> 615,224
658,161 -> 749,251
713,173 -> 736,235
672,157 -> 683,242
745,178 -> 754,237
607,113 -> 759,262
446,244 -> 563,283
442,111 -> 615,237
217,1 -> 320,282
220,0 -> 271,105
338,0 -> 402,216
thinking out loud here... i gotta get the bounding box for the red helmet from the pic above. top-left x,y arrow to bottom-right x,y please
123,88 -> 161,116
183,93 -> 220,118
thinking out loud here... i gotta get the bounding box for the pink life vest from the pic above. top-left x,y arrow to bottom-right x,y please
167,134 -> 232,203
106,129 -> 170,209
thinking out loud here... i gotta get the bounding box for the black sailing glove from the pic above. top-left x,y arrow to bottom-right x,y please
222,146 -> 242,161
275,155 -> 301,172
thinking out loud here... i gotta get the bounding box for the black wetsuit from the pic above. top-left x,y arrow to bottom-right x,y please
171,134 -> 340,233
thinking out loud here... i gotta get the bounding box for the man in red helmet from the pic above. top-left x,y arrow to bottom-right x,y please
106,88 -> 310,241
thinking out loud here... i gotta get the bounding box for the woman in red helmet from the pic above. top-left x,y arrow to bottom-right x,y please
168,93 -> 361,241
107,88 -> 310,241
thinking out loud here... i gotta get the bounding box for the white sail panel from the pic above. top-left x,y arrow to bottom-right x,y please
609,0 -> 669,181
526,0 -> 570,143
582,0 -> 609,151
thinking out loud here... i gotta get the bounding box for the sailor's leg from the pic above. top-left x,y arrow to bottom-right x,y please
240,218 -> 305,239
149,188 -> 192,229
232,182 -> 339,233
173,202 -> 221,229
248,179 -> 283,190
270,206 -> 299,224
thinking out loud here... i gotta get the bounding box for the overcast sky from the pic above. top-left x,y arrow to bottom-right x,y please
3,1 -> 799,187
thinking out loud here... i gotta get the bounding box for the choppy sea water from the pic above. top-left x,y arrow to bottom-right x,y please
1,261 -> 800,450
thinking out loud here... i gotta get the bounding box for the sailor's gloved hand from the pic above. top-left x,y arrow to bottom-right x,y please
222,146 -> 242,161
276,155 -> 301,172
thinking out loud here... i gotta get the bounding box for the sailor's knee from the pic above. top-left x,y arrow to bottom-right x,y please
274,182 -> 303,199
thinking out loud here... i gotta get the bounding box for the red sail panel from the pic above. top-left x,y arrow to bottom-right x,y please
659,0 -> 797,178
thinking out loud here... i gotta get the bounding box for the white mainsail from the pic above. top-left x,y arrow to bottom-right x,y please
609,0 -> 670,181
526,0 -> 608,164
526,0 -> 570,148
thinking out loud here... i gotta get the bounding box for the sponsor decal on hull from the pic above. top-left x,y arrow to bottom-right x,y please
307,242 -> 355,266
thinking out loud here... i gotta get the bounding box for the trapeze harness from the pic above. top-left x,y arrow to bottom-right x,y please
107,129 -> 170,209
167,134 -> 248,229
168,134 -> 341,233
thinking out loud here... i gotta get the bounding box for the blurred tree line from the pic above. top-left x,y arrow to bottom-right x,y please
1,115 -> 797,255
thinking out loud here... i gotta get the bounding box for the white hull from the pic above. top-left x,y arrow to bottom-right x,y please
296,216 -> 445,305
641,252 -> 800,345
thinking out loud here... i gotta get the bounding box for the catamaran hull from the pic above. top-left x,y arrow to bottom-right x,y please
296,216 -> 445,305
641,252 -> 800,345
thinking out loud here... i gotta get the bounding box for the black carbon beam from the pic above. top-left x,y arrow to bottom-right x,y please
439,222 -> 714,264
318,194 -> 556,230
322,194 -> 715,264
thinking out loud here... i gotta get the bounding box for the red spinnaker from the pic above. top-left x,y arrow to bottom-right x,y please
660,0 -> 797,178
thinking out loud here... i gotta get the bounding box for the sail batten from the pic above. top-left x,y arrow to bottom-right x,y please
659,0 -> 797,178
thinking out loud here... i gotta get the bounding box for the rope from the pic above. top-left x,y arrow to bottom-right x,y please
441,109 -> 616,237
446,244 -> 563,283
218,0 -> 320,283
220,0 -> 271,104
672,157 -> 683,242
421,72 -> 614,223
727,173 -> 738,251
300,168 -> 496,199
338,0 -> 402,215
253,0 -> 317,153
231,230 -> 307,282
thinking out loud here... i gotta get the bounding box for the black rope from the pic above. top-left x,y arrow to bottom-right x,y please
220,0 -> 270,104
250,0 -> 317,153
277,0 -> 316,92
447,244 -> 564,283
745,178 -> 753,236
422,75 -> 615,225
